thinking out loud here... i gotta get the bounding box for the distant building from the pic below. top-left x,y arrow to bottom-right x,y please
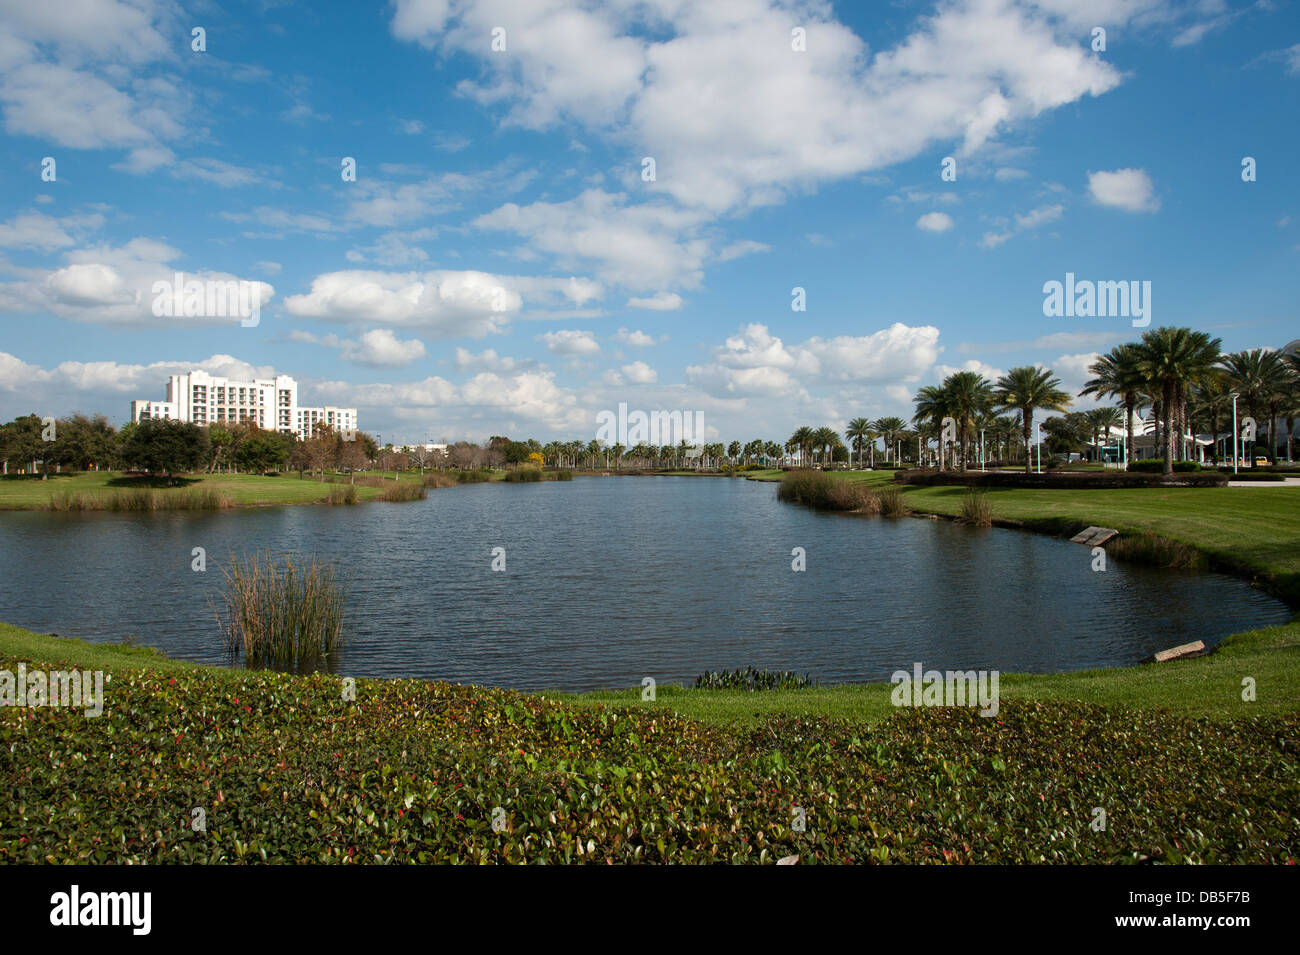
130,370 -> 357,441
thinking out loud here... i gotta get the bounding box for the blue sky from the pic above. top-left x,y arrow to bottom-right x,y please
0,0 -> 1296,445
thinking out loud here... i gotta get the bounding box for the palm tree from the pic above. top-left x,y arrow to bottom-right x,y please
846,417 -> 874,469
1138,328 -> 1222,473
993,366 -> 1073,473
912,385 -> 952,469
813,426 -> 838,467
1084,406 -> 1123,464
1081,343 -> 1148,469
872,417 -> 905,464
790,426 -> 813,467
942,371 -> 993,470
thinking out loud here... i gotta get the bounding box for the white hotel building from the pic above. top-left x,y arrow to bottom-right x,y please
130,371 -> 357,441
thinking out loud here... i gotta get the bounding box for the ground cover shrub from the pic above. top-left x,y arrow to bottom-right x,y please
2,667 -> 1294,864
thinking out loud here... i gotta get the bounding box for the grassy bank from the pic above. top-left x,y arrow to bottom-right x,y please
748,469 -> 1300,603
1,624 -> 1295,864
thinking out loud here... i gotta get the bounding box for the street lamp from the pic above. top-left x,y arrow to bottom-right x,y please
1035,421 -> 1041,474
980,429 -> 985,471
1230,393 -> 1239,475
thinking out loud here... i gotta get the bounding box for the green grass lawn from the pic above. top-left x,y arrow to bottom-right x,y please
0,470 -> 398,508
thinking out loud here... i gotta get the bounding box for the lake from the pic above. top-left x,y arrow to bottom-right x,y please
0,476 -> 1291,690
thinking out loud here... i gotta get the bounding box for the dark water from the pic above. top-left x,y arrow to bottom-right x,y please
0,477 -> 1291,690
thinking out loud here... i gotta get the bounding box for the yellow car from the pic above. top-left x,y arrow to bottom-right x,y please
1255,457 -> 1271,467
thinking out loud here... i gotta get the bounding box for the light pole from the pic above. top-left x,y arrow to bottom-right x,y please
1035,421 -> 1041,474
1230,392 -> 1239,475
980,429 -> 985,471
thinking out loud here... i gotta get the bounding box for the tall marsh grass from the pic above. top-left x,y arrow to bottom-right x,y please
958,488 -> 993,526
877,485 -> 909,517
379,482 -> 426,501
216,552 -> 347,667
423,471 -> 458,488
1106,532 -> 1205,570
502,468 -> 543,482
324,485 -> 358,505
776,470 -> 878,511
49,487 -> 232,511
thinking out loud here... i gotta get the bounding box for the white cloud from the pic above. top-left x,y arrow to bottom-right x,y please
454,347 -> 535,372
916,211 -> 955,232
621,360 -> 657,384
1087,168 -> 1159,213
475,189 -> 710,291
0,210 -> 103,250
626,291 -> 683,311
340,329 -> 427,368
716,239 -> 770,262
537,328 -> 600,356
396,0 -> 1131,291
686,322 -> 941,398
283,269 -> 520,338
980,202 -> 1064,247
613,328 -> 660,347
0,238 -> 274,328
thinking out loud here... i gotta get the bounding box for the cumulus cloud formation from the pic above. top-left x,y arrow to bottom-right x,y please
686,322 -> 942,398
537,328 -> 600,356
392,0 -> 1125,216
613,328 -> 660,347
0,238 -> 274,327
284,269 -> 522,337
916,212 -> 955,232
338,328 -> 427,368
626,292 -> 683,311
621,360 -> 657,384
1087,168 -> 1159,213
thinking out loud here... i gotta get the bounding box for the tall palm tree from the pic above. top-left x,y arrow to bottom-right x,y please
790,426 -> 813,467
912,385 -> 952,470
1138,328 -> 1222,473
1081,343 -> 1148,469
846,417 -> 874,469
941,371 -> 993,470
1084,406 -> 1123,464
813,426 -> 838,467
993,366 -> 1073,474
872,417 -> 906,464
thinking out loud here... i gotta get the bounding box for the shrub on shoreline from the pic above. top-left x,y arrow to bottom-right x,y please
957,488 -> 993,526
503,468 -> 543,482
